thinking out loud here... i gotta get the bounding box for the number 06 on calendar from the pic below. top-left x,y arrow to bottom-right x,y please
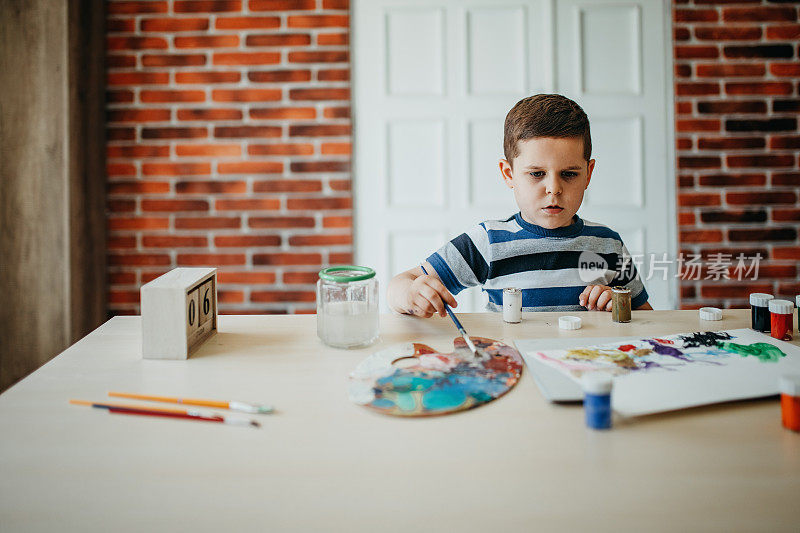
141,268 -> 217,360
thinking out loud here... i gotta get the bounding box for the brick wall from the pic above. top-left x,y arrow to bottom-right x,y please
673,0 -> 799,309
106,0 -> 351,315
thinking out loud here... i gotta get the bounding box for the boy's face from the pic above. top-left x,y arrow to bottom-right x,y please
499,136 -> 595,229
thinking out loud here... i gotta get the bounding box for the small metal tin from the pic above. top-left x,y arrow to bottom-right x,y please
503,287 -> 522,323
611,286 -> 632,323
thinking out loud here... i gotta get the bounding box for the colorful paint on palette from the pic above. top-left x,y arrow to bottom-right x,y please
348,337 -> 523,417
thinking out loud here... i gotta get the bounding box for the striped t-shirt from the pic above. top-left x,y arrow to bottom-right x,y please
426,213 -> 649,312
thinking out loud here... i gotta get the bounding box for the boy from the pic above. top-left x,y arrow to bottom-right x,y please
387,94 -> 652,317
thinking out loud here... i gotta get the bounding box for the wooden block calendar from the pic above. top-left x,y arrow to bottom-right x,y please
141,268 -> 217,360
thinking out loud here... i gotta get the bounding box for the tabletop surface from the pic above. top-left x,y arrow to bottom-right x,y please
1,309 -> 798,532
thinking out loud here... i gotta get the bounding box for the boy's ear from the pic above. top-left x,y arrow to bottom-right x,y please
499,159 -> 514,189
585,159 -> 596,189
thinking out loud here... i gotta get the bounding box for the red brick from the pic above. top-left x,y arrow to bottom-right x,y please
108,181 -> 171,194
695,64 -> 765,77
175,144 -> 241,157
107,127 -> 135,141
678,193 -> 721,207
107,145 -> 170,158
674,9 -> 718,23
108,108 -> 171,124
727,154 -> 795,168
140,271 -> 171,284
218,290 -> 245,304
214,235 -> 282,247
215,16 -> 280,29
766,24 -> 800,40
212,89 -> 282,102
700,284 -> 773,299
329,179 -> 350,191
174,1 -> 242,13
246,34 -> 311,47
142,127 -> 208,139
678,175 -> 694,188
773,209 -> 800,222
674,26 -> 690,42
728,228 -> 796,242
215,199 -> 281,210
772,173 -> 800,186
142,53 -> 206,67
770,63 -> 800,77
250,0 -> 315,10
109,290 -> 141,304
317,69 -> 349,82
329,252 -> 353,264
289,88 -> 349,101
177,108 -> 243,121
289,124 -> 350,137
249,216 -> 314,228
248,70 -> 312,83
774,247 -> 800,260
288,50 -> 349,63
677,156 -> 721,169
142,199 -> 209,211
770,136 -> 800,150
676,138 -> 692,150
178,254 -> 246,265
674,64 -> 691,78
109,253 -> 171,266
696,101 -> 766,114
727,191 -> 797,205
697,137 -> 765,150
107,90 -> 134,103
318,32 -> 348,46
107,163 -> 136,176
108,1 -> 168,14
676,119 -> 720,133
699,210 -> 767,225
142,162 -> 211,176
248,143 -> 314,156
252,179 -> 322,192
217,271 -> 277,284
251,290 -> 316,303
322,0 -> 347,7
724,44 -> 794,59
176,180 -> 247,194
175,217 -> 241,229
108,199 -> 136,212
282,271 -> 319,284
140,17 -> 209,31
143,235 -> 208,248
697,173 -> 765,187
218,161 -> 283,174
694,27 -> 761,41
288,234 -> 351,246
215,125 -> 282,138
108,217 -> 170,231
107,72 -> 170,86
252,253 -> 321,266
249,107 -> 315,119
287,197 -> 352,210
723,7 -> 798,23
323,106 -> 350,119
678,212 -> 695,226
675,82 -> 719,96
288,15 -> 348,28
107,55 -> 137,68
725,82 -> 794,96
213,52 -> 281,65
290,161 -> 350,173
175,35 -> 240,48
323,215 -> 351,228
675,46 -> 719,60
175,71 -> 241,84
321,142 -> 351,155
680,230 -> 723,243
141,90 -> 205,103
109,272 -> 137,285
107,36 -> 168,51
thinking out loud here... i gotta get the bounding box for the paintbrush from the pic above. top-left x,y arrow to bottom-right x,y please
420,265 -> 488,361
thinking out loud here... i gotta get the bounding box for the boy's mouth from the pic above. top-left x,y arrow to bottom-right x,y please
542,205 -> 564,214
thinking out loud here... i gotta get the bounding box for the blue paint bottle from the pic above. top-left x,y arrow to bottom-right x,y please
582,373 -> 613,430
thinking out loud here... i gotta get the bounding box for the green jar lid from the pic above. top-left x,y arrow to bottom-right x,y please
318,265 -> 375,282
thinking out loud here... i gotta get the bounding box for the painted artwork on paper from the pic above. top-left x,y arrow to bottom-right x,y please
348,337 -> 523,417
519,328 -> 800,416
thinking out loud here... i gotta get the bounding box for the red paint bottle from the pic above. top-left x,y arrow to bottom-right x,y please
779,375 -> 800,432
769,299 -> 794,341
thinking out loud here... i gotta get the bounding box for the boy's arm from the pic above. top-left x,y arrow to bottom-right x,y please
387,261 -> 458,318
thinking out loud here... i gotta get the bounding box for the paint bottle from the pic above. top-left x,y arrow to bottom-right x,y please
768,299 -> 794,341
749,293 -> 773,332
581,373 -> 613,430
611,287 -> 631,323
503,287 -> 522,323
796,295 -> 799,334
779,375 -> 800,432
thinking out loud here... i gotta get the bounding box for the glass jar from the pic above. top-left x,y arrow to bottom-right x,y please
316,266 -> 379,348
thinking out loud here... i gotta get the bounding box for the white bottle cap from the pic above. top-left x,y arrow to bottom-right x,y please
749,293 -> 774,306
559,316 -> 582,330
581,373 -> 613,395
796,295 -> 800,308
779,375 -> 800,397
768,299 -> 794,314
699,307 -> 722,321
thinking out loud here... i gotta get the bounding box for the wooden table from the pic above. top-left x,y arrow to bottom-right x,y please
1,310 -> 798,532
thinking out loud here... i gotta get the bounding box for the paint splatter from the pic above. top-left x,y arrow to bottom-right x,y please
565,348 -> 638,369
645,339 -> 690,361
717,341 -> 786,363
678,331 -> 733,348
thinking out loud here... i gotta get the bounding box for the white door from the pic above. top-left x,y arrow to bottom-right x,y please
353,0 -> 676,311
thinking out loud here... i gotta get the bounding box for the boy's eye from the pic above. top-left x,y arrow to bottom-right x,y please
529,171 -> 546,178
561,171 -> 578,179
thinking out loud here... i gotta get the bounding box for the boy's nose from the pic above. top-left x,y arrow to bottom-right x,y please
544,177 -> 562,195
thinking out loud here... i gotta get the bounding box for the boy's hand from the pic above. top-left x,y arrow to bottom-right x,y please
407,275 -> 457,318
579,285 -> 613,311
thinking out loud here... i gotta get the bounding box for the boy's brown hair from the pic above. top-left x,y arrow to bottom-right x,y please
503,94 -> 592,164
